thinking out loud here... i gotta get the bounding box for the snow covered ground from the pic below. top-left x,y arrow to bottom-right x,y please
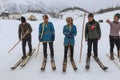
0,10 -> 120,80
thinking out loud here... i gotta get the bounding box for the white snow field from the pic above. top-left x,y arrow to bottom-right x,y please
0,10 -> 120,80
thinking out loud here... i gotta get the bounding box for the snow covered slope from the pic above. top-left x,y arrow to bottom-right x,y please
0,0 -> 120,13
0,10 -> 120,80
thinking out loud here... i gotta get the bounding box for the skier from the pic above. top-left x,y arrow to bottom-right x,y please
18,16 -> 32,59
85,13 -> 101,69
39,14 -> 55,62
62,17 -> 77,71
106,13 -> 120,60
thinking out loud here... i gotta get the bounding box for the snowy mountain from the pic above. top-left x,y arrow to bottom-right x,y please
0,0 -> 120,13
0,9 -> 120,80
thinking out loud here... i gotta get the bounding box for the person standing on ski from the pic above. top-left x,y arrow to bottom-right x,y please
106,13 -> 120,60
85,13 -> 101,69
39,14 -> 55,62
63,17 -> 77,62
18,16 -> 33,59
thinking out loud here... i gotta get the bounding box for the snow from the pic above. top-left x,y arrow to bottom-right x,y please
0,10 -> 120,80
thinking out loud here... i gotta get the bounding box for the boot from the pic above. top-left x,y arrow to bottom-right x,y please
63,58 -> 67,62
85,56 -> 90,69
110,52 -> 114,60
28,51 -> 32,56
43,57 -> 47,62
22,55 -> 26,59
51,57 -> 54,62
70,58 -> 74,61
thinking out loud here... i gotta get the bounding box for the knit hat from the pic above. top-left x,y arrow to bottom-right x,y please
114,13 -> 120,19
88,13 -> 94,17
21,16 -> 26,23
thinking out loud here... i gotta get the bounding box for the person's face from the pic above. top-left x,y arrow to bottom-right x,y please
43,17 -> 48,23
114,16 -> 119,22
88,17 -> 94,22
66,18 -> 72,25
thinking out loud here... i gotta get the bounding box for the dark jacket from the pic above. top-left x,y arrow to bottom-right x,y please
85,19 -> 101,39
18,22 -> 32,39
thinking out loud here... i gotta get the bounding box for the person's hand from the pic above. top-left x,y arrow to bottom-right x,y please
106,19 -> 110,23
39,35 -> 42,41
51,35 -> 55,41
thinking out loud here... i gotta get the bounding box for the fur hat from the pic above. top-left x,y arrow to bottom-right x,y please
21,16 -> 26,23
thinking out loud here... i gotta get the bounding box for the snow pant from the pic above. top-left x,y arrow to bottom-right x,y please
87,38 -> 98,57
42,42 -> 54,59
109,36 -> 119,53
22,38 -> 32,56
64,45 -> 74,59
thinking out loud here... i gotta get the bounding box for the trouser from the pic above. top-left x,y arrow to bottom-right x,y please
43,42 -> 54,59
22,38 -> 32,56
64,45 -> 74,59
109,36 -> 119,53
87,38 -> 98,57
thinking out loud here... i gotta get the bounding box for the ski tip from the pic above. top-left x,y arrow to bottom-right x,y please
74,67 -> 78,71
52,67 -> 56,70
41,68 -> 45,71
102,67 -> 108,71
85,65 -> 90,70
10,67 -> 16,70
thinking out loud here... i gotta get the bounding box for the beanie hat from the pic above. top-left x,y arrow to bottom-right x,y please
114,13 -> 120,19
88,13 -> 94,17
21,16 -> 26,23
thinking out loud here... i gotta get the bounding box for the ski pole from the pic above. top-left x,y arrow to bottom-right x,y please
36,42 -> 40,57
8,29 -> 29,53
79,12 -> 86,62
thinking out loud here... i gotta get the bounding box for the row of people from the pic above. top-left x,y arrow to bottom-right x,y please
18,13 -> 120,70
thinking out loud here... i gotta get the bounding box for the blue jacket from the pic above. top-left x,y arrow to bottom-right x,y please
39,22 -> 55,42
63,25 -> 77,46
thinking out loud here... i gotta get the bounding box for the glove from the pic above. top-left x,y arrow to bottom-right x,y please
39,35 -> 42,41
51,35 -> 55,41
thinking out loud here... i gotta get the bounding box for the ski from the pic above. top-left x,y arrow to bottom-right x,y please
10,58 -> 24,70
51,60 -> 56,70
106,54 -> 120,69
70,59 -> 77,71
41,60 -> 47,71
62,60 -> 67,72
92,56 -> 108,71
20,49 -> 36,67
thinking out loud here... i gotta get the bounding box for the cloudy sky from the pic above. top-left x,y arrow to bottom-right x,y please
40,0 -> 120,12
0,0 -> 120,12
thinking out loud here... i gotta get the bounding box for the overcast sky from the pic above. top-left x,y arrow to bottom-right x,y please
0,0 -> 120,12
78,0 -> 120,12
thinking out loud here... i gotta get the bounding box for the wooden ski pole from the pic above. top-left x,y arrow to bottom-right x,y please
79,12 -> 86,62
36,42 -> 40,57
8,29 -> 29,53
